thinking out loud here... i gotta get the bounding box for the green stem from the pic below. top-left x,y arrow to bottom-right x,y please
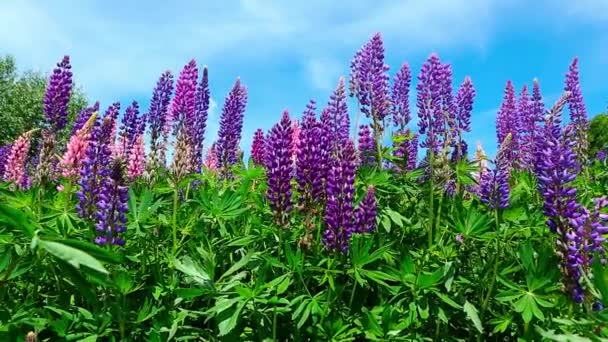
348,281 -> 358,312
272,307 -> 278,341
428,151 -> 435,248
119,294 -> 126,341
479,209 -> 504,326
171,187 -> 179,265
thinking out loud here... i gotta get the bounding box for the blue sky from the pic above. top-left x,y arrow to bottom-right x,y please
1,0 -> 606,158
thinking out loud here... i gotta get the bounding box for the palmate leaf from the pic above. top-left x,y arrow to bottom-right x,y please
463,301 -> 483,333
0,203 -> 37,238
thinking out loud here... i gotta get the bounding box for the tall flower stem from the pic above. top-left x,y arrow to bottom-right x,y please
171,186 -> 180,265
428,151 -> 435,248
479,209 -> 504,332
349,280 -> 358,312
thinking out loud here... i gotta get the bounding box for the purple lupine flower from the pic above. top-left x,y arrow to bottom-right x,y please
564,57 -> 589,161
251,128 -> 266,166
0,144 -> 12,180
357,124 -> 375,166
597,150 -> 607,162
171,59 -> 198,134
43,56 -> 73,132
416,54 -> 444,153
323,139 -> 357,253
217,78 -> 248,172
94,158 -> 129,246
350,33 -> 390,123
117,101 -> 140,160
589,197 -> 608,259
480,134 -> 513,210
536,92 -> 587,302
326,78 -> 350,147
77,110 -> 115,219
266,110 -> 294,226
318,108 -> 332,199
531,79 -> 545,174
495,81 -> 519,167
193,66 -> 210,172
440,63 -> 457,150
71,102 -> 100,137
296,100 -> 323,206
391,62 -> 412,130
146,71 -> 174,170
517,85 -> 535,170
354,186 -> 377,233
452,76 -> 475,160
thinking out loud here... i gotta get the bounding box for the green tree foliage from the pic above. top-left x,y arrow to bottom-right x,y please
589,112 -> 608,157
0,55 -> 88,145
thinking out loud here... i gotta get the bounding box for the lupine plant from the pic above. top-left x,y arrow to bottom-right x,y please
1,33 -> 608,342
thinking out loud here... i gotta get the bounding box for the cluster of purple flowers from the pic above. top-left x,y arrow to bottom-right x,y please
95,159 -> 129,246
217,79 -> 248,173
147,71 -> 175,170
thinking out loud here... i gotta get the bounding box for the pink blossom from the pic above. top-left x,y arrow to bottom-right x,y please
128,134 -> 146,179
59,113 -> 97,179
4,131 -> 33,188
204,144 -> 218,170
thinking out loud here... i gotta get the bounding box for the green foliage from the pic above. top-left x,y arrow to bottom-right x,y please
0,55 -> 87,145
589,113 -> 608,157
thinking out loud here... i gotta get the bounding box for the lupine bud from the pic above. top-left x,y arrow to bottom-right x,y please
391,62 -> 411,130
43,56 -> 73,132
217,78 -> 248,173
95,158 -> 129,246
326,78 -> 350,148
417,54 -> 444,153
564,57 -> 589,163
147,71 -> 174,170
518,85 -> 535,170
193,66 -> 210,171
496,81 -> 519,168
357,125 -> 375,166
266,111 -> 294,226
171,125 -> 194,180
251,129 -> 266,166
4,131 -> 33,189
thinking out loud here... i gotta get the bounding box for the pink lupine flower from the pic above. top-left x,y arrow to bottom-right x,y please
291,119 -> 300,165
128,134 -> 146,179
204,143 -> 218,170
59,112 -> 97,178
5,131 -> 33,189
112,135 -> 128,160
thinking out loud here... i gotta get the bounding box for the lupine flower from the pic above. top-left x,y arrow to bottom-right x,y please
326,78 -> 350,148
323,140 -> 357,253
495,81 -> 519,167
564,57 -> 589,162
95,158 -> 129,246
147,71 -> 174,170
105,102 -> 121,138
171,125 -> 194,180
251,129 -> 266,166
391,62 -> 411,130
417,54 -> 444,153
470,142 -> 489,194
71,102 -> 100,137
77,113 -> 115,219
0,144 -> 12,180
117,101 -> 141,160
291,119 -> 301,165
480,134 -> 512,210
296,100 -> 323,206
455,233 -> 464,244
531,79 -> 545,174
34,130 -> 57,185
597,150 -> 607,162
441,63 -> 457,151
59,112 -> 98,178
204,143 -> 219,170
357,125 -> 375,166
392,130 -> 419,172
266,111 -> 294,226
318,108 -> 332,198
453,77 -> 475,160
127,134 -> 146,180
517,85 -> 535,170
354,186 -> 377,233
349,33 -> 390,124
536,92 -> 588,302
43,56 -> 73,132
4,131 -> 33,189
193,66 -> 210,171
171,59 -> 198,136
217,78 -> 248,172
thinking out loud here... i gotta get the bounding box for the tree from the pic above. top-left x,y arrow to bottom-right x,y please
0,55 -> 88,145
589,112 -> 608,158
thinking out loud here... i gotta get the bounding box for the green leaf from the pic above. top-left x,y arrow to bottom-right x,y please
518,241 -> 534,272
218,300 -> 247,336
0,203 -> 37,238
175,256 -> 213,289
463,301 -> 483,333
592,254 -> 608,303
39,240 -> 108,274
57,239 -> 123,264
219,252 -> 254,281
434,292 -> 462,309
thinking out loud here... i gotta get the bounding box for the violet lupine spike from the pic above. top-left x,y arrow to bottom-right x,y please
71,102 -> 100,137
495,80 -> 519,168
536,91 -> 587,302
440,62 -> 457,150
517,85 -> 535,170
317,108 -> 332,200
43,56 -> 73,132
480,134 -> 512,210
95,158 -> 129,247
104,102 -> 121,141
193,66 -> 210,172
531,79 -> 545,175
393,130 -> 418,173
296,100 -> 323,206
117,101 -> 140,160
564,57 -> 589,162
455,77 -> 475,133
597,150 -> 607,162
147,71 -> 174,170
217,78 -> 248,173
251,129 -> 266,166
266,110 -> 294,227
0,144 -> 12,180
416,54 -> 444,153
357,125 -> 375,166
354,186 -> 377,233
59,112 -> 98,179
4,131 -> 33,189
127,134 -> 146,180
326,78 -> 350,148
350,33 -> 390,123
77,115 -> 114,219
391,62 -> 412,130
171,59 -> 199,136
323,139 -> 357,253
